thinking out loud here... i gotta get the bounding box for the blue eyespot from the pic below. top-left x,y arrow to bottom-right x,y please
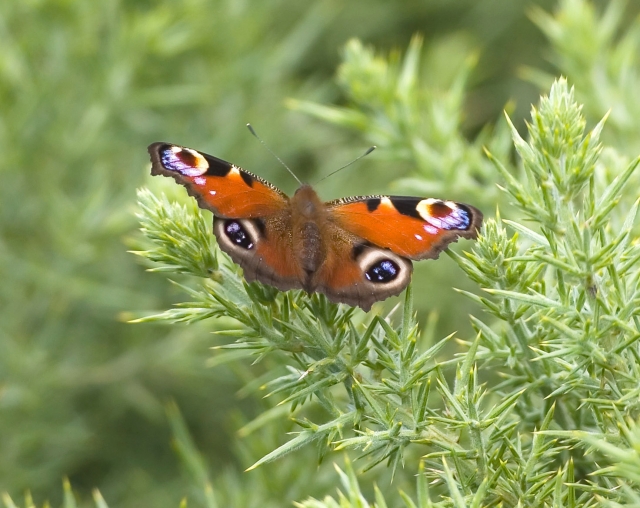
160,147 -> 208,176
427,206 -> 470,230
365,259 -> 399,283
224,221 -> 254,250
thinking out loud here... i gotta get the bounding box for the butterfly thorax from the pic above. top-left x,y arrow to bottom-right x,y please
291,185 -> 328,284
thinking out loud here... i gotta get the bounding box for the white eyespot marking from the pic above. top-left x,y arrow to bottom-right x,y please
356,247 -> 412,293
209,190 -> 217,196
184,148 -> 208,167
415,234 -> 423,241
416,198 -> 446,221
194,177 -> 206,186
214,218 -> 261,255
416,198 -> 471,231
183,149 -> 209,173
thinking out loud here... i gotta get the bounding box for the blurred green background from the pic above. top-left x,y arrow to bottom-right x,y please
2,0 -> 637,506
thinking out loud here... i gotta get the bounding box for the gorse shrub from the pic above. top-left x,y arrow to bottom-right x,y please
133,73 -> 640,506
288,35 -> 512,205
5,1 -> 640,507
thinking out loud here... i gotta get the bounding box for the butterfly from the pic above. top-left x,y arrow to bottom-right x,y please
148,142 -> 483,311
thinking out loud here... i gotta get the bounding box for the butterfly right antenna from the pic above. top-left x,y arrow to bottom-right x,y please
314,146 -> 376,185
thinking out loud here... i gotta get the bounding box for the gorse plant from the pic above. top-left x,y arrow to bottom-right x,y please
288,36 -> 513,204
5,0 -> 640,507
529,0 -> 640,156
134,75 -> 640,506
453,80 -> 640,505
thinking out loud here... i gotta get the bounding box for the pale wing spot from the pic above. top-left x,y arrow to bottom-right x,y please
184,148 -> 209,171
166,146 -> 209,176
416,199 -> 441,221
415,234 -> 423,241
194,177 -> 206,186
415,198 -> 473,232
356,248 -> 411,292
380,197 -> 395,210
209,190 -> 217,196
428,217 -> 445,228
230,166 -> 241,176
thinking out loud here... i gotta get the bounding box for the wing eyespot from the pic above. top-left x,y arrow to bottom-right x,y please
365,259 -> 400,283
159,145 -> 209,176
214,218 -> 262,256
354,247 -> 412,291
224,221 -> 255,250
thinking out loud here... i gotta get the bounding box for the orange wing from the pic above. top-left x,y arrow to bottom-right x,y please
327,196 -> 482,260
312,237 -> 413,311
148,143 -> 289,218
213,216 -> 305,291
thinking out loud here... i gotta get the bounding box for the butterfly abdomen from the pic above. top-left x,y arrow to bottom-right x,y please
290,185 -> 329,288
297,222 -> 325,275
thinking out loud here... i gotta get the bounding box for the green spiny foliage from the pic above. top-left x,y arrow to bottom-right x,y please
2,479 -> 109,508
288,36 -> 513,203
133,190 -> 455,476
7,0 -> 640,506
450,78 -> 640,505
136,71 -> 640,506
459,79 -> 640,432
529,0 -> 640,155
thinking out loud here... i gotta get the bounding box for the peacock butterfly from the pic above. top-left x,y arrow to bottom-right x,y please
148,142 -> 483,311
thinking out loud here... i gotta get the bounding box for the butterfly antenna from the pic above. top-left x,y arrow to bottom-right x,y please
315,146 -> 376,184
247,124 -> 303,186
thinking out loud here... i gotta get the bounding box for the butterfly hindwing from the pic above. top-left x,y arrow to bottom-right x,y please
213,216 -> 304,292
313,235 -> 414,311
327,195 -> 483,260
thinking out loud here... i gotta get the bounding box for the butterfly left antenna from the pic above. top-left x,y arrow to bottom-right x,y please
247,124 -> 303,186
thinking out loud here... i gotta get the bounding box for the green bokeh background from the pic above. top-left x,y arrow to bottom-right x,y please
2,1 -> 634,506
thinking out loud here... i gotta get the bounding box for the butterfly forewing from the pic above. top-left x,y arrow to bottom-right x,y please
327,195 -> 482,260
148,143 -> 289,218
